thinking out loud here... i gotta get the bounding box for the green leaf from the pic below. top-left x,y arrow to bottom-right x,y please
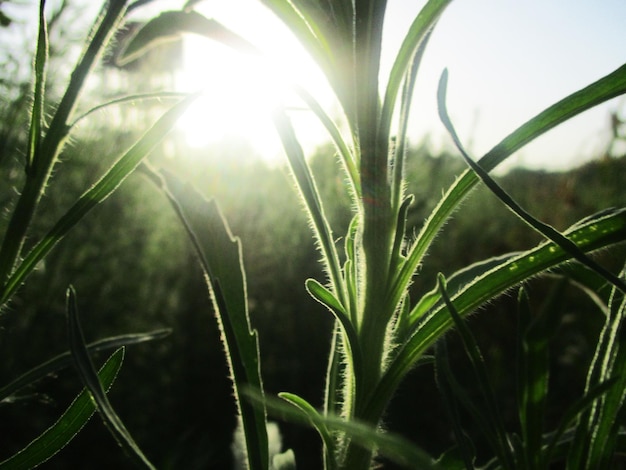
272,106 -> 346,308
434,340 -> 476,470
437,69 -> 626,295
25,0 -> 48,174
370,208 -> 626,429
380,0 -> 452,145
515,283 -> 567,468
0,329 -> 170,404
245,390 -> 441,470
66,287 -> 155,469
437,275 -> 515,469
1,93 -> 197,306
0,0 -> 129,289
146,167 -> 269,470
117,10 -> 259,66
278,392 -> 337,470
0,348 -> 124,470
292,85 -> 360,198
569,267 -> 626,469
391,63 -> 626,314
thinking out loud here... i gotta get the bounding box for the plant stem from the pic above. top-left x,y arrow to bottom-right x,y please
0,0 -> 128,292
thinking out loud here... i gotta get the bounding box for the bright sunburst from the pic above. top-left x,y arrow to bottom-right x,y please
174,1 -> 333,163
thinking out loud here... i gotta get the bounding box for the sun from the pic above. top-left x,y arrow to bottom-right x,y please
174,1 -> 333,164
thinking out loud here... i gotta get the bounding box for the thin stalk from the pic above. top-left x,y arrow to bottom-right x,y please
0,0 -> 128,290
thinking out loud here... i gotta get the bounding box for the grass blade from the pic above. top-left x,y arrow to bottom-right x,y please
245,390 -> 441,470
272,105 -> 346,308
371,208 -> 626,429
117,10 -> 259,66
1,94 -> 197,306
146,166 -> 269,470
434,339 -> 476,470
437,69 -> 626,295
380,0 -> 452,142
391,64 -> 626,313
438,275 -> 515,469
0,348 -> 124,470
0,329 -> 170,403
66,287 -> 155,469
569,268 -> 626,469
25,0 -> 48,174
306,278 -> 363,384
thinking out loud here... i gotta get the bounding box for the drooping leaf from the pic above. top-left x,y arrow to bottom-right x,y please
392,63 -> 626,313
66,287 -> 155,469
437,69 -> 626,295
117,10 -> 259,66
0,349 -> 124,470
306,278 -> 363,386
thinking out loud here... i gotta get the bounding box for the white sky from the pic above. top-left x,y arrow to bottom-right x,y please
6,0 -> 625,171
179,0 -> 626,171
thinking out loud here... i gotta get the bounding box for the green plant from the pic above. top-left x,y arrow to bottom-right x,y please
0,1 -> 195,467
3,1 -> 626,469
119,1 -> 626,469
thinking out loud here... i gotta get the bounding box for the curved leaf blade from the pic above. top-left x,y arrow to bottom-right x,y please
118,10 -> 259,66
147,167 -> 269,470
66,287 -> 155,469
392,63 -> 626,312
438,69 -> 626,294
0,329 -> 170,403
371,208 -> 626,427
0,349 -> 124,470
1,94 -> 197,306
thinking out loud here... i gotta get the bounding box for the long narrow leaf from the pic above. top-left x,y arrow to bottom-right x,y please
292,85 -> 360,198
0,329 -> 170,403
0,349 -> 124,470
146,166 -> 269,470
272,106 -> 346,308
437,69 -> 626,295
570,268 -> 626,469
306,278 -> 363,382
438,275 -> 515,469
25,0 -> 48,174
278,392 -> 337,470
66,287 -> 155,469
369,207 -> 626,428
244,389 -> 441,470
117,10 -> 259,66
0,0 -> 128,288
1,94 -> 197,305
380,0 -> 452,142
391,64 -> 626,313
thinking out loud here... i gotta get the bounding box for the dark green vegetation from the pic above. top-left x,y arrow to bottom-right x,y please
1,1 -> 626,469
1,135 -> 625,468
